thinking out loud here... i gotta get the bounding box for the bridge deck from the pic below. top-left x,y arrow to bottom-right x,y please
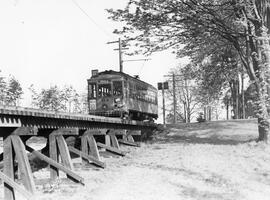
0,106 -> 155,131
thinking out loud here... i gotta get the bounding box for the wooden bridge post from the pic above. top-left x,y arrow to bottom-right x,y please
125,130 -> 141,142
49,128 -> 78,180
122,130 -> 128,141
107,130 -> 120,149
87,129 -> 125,156
3,136 -> 15,200
118,130 -> 141,147
10,136 -> 36,194
49,134 -> 59,179
81,130 -> 102,165
110,134 -> 120,149
105,135 -> 111,147
2,127 -> 38,200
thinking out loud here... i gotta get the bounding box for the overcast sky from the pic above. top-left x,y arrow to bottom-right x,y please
0,0 -> 187,108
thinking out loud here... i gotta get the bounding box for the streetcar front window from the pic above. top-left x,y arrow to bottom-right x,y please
113,81 -> 123,96
98,84 -> 111,97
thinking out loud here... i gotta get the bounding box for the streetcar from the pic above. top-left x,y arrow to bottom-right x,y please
87,70 -> 158,121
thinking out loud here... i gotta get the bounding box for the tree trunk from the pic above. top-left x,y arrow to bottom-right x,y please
232,0 -> 270,141
241,69 -> 245,119
252,24 -> 270,142
208,106 -> 211,121
226,103 -> 229,120
256,79 -> 270,142
258,117 -> 269,141
230,80 -> 239,119
236,79 -> 239,119
183,102 -> 187,123
204,106 -> 207,121
186,102 -> 191,123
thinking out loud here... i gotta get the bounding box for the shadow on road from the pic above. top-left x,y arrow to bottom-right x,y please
155,134 -> 256,145
154,119 -> 258,146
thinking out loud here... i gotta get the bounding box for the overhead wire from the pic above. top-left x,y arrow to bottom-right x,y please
71,0 -> 113,39
71,0 -> 151,74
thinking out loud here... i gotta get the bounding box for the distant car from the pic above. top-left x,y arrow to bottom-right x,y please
87,70 -> 158,121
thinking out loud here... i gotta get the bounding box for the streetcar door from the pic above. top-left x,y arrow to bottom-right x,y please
88,82 -> 97,112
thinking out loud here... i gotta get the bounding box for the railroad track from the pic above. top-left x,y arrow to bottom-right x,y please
0,106 -> 156,200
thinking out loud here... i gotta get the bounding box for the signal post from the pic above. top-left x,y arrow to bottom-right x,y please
158,82 -> 168,127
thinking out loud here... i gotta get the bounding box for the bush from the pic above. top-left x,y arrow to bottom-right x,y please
197,112 -> 206,123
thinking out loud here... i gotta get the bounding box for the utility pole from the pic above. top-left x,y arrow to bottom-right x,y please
118,38 -> 123,72
172,74 -> 176,124
107,38 -> 128,72
184,78 -> 189,122
107,38 -> 149,73
164,73 -> 184,124
162,85 -> 166,127
164,74 -> 200,123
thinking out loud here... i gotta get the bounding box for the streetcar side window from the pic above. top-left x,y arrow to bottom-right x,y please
88,83 -> 97,99
98,84 -> 111,97
113,81 -> 123,96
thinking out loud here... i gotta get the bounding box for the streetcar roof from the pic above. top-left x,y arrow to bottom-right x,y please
88,70 -> 157,90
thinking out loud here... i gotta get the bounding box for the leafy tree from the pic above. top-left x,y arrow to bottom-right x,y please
30,85 -> 66,111
62,85 -> 82,113
6,76 -> 23,106
0,71 -> 6,105
29,84 -> 87,113
79,92 -> 89,114
38,86 -> 65,111
195,48 -> 242,119
166,65 -> 200,123
0,72 -> 23,106
244,83 -> 258,118
29,84 -> 40,108
108,0 -> 270,142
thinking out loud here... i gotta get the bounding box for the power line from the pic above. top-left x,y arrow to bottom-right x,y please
71,0 -> 112,38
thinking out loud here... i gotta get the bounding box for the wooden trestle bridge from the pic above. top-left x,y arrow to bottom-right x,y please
0,106 -> 156,200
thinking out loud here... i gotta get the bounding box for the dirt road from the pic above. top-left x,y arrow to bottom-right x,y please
2,119 -> 270,200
